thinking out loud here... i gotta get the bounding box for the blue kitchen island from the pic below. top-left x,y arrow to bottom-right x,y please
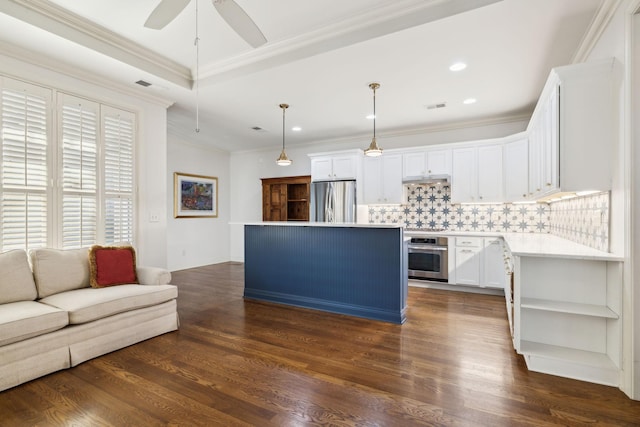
244,223 -> 407,324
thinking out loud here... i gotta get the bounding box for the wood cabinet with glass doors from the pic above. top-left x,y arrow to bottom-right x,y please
261,175 -> 311,222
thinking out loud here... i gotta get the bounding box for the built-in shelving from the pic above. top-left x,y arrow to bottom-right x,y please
520,298 -> 619,319
261,176 -> 311,222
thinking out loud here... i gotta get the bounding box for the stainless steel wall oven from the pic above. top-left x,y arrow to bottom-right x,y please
407,236 -> 448,282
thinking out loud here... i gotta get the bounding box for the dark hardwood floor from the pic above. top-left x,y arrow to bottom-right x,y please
1,262 -> 639,426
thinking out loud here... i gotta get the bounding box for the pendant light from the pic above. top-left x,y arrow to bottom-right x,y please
364,82 -> 382,157
276,103 -> 292,166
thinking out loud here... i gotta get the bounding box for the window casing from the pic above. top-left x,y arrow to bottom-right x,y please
0,76 -> 136,252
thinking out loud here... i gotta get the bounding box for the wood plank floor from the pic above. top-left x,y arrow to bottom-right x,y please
2,262 -> 639,426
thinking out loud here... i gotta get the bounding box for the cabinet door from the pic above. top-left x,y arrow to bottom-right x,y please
477,144 -> 503,202
504,138 -> 529,202
482,238 -> 505,289
402,152 -> 426,180
426,149 -> 452,175
454,246 -> 480,286
332,155 -> 358,179
311,157 -> 333,181
451,147 -> 477,203
542,84 -> 559,193
362,156 -> 382,204
381,154 -> 403,204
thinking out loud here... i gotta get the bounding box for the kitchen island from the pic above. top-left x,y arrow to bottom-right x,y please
244,223 -> 407,323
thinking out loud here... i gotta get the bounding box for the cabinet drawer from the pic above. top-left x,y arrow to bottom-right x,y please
455,237 -> 481,247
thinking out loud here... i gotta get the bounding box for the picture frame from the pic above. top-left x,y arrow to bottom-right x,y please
174,172 -> 218,218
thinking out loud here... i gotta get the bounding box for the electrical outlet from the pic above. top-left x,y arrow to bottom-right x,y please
149,213 -> 159,223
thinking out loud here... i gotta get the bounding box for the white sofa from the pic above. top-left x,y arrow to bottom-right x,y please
0,247 -> 178,392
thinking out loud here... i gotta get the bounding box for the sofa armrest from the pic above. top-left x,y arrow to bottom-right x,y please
136,266 -> 172,285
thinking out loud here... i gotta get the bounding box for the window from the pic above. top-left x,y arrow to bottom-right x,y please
0,77 -> 136,252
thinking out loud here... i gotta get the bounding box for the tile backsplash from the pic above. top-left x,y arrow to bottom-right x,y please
549,191 -> 609,252
367,185 -> 609,251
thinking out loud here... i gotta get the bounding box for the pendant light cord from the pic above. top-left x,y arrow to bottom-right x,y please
372,85 -> 376,139
282,106 -> 286,150
194,0 -> 200,133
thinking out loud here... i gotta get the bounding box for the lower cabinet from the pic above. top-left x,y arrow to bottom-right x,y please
451,236 -> 504,289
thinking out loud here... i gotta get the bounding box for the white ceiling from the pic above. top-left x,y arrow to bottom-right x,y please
0,0 -> 604,152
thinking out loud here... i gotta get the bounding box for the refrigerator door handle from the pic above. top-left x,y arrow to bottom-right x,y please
326,182 -> 334,222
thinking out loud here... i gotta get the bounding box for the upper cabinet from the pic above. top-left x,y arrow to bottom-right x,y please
451,144 -> 503,203
503,136 -> 529,202
526,59 -> 615,199
402,148 -> 452,181
363,154 -> 403,204
309,150 -> 361,182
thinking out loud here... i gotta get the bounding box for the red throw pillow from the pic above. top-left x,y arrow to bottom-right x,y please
89,245 -> 139,288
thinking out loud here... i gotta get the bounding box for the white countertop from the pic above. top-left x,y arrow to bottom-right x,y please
404,229 -> 622,261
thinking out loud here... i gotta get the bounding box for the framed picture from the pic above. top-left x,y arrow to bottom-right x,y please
174,172 -> 218,218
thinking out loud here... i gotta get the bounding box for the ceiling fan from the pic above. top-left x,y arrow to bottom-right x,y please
144,0 -> 267,48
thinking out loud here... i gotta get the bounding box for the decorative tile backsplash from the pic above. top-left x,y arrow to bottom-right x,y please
549,191 -> 609,252
367,185 -> 610,251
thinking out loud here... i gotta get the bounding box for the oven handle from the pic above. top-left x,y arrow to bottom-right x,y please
408,245 -> 448,252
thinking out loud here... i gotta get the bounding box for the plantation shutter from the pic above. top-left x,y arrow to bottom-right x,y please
102,106 -> 135,245
0,79 -> 51,251
59,94 -> 98,249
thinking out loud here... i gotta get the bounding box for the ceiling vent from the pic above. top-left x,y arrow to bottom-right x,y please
426,102 -> 447,110
135,80 -> 152,87
251,126 -> 267,132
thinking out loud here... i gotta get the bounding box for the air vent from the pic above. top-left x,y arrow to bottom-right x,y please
426,102 -> 447,110
135,80 -> 152,87
251,126 -> 266,132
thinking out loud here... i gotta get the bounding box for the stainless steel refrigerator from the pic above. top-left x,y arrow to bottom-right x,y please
310,180 -> 357,223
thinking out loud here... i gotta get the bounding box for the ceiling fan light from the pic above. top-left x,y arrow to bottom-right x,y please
364,137 -> 382,157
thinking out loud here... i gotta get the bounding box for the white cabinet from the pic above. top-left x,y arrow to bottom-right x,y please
402,149 -> 451,180
477,145 -> 503,202
513,255 -> 622,386
454,237 -> 482,286
503,137 -> 529,202
451,236 -> 505,289
451,148 -> 477,203
526,59 -> 614,199
482,237 -> 505,288
451,144 -> 502,203
309,151 -> 361,182
362,154 -> 403,204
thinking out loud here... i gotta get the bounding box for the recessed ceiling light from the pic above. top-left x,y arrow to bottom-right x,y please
292,126 -> 302,132
366,114 -> 376,120
449,62 -> 467,72
463,98 -> 477,105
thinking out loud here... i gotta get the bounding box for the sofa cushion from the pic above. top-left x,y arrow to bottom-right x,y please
39,284 -> 177,325
0,250 -> 38,304
0,301 -> 69,346
30,248 -> 90,298
89,245 -> 138,288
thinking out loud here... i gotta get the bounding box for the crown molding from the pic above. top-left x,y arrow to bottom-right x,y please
229,112 -> 530,155
0,0 -> 192,89
0,40 -> 175,108
572,0 -> 623,63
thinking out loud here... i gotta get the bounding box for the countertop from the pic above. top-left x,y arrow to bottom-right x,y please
238,221 -> 403,228
404,229 -> 622,261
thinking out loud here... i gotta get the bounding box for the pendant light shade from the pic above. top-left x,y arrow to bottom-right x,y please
364,82 -> 382,157
276,103 -> 292,166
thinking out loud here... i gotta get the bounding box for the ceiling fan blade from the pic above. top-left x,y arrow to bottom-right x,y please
213,0 -> 267,48
145,0 -> 192,30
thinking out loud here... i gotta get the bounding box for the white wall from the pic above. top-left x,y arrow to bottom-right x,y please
0,50 -> 170,268
584,0 -> 638,399
167,137 -> 231,271
229,119 -> 527,261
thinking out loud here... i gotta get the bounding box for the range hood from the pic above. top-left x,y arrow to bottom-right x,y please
402,174 -> 450,186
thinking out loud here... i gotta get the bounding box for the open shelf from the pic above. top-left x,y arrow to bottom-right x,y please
520,340 -> 616,368
521,297 -> 618,319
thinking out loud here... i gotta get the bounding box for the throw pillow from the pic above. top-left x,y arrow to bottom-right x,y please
89,245 -> 139,288
0,250 -> 38,304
